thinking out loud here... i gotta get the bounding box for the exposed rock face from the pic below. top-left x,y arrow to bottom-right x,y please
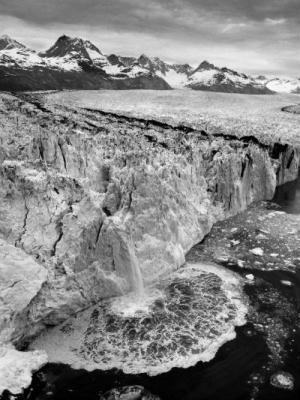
0,92 -> 299,350
0,35 -> 171,91
186,61 -> 273,94
0,34 -> 291,93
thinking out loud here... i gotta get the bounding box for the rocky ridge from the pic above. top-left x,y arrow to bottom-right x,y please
0,92 -> 299,393
1,34 -> 298,93
0,35 -> 170,91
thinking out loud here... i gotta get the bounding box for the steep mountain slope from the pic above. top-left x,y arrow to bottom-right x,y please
0,35 -> 170,91
0,35 -> 25,50
186,61 -> 273,94
41,35 -> 108,66
0,34 -> 298,93
106,53 -> 192,88
107,56 -> 275,94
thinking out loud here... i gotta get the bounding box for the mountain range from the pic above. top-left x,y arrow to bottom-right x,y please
0,34 -> 299,94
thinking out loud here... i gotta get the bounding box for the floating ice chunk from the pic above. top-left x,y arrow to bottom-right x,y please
270,371 -> 294,390
0,346 -> 47,395
99,385 -> 161,400
250,248 -> 264,256
245,274 -> 255,281
280,280 -> 293,287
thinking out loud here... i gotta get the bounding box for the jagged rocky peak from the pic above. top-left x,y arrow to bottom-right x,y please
138,54 -> 162,68
137,53 -> 153,67
0,35 -> 25,51
196,60 -> 218,71
221,66 -> 248,78
172,63 -> 193,74
107,54 -> 136,67
107,54 -> 123,66
41,34 -> 105,62
137,54 -> 172,74
138,53 -> 150,62
119,55 -> 137,67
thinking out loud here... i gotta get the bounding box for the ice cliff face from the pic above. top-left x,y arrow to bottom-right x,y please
0,92 -> 299,391
1,92 -> 299,340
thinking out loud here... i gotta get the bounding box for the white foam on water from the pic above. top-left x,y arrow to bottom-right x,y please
110,288 -> 165,318
31,263 -> 248,376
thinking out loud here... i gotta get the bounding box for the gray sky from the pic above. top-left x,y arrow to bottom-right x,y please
0,0 -> 299,77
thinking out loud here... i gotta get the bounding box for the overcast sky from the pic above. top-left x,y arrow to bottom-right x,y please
0,0 -> 299,76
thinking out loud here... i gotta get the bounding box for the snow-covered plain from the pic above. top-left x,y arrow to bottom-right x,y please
45,90 -> 300,145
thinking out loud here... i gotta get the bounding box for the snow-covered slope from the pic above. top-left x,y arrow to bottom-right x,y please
0,35 -> 25,51
41,35 -> 109,69
0,35 -> 82,71
265,78 -> 300,94
0,34 -> 298,94
0,35 -> 47,69
186,61 -> 272,94
134,55 -> 193,88
104,53 -> 192,86
0,35 -> 170,90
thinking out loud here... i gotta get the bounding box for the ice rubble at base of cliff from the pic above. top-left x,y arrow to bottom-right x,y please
0,239 -> 48,395
0,346 -> 47,396
30,263 -> 248,376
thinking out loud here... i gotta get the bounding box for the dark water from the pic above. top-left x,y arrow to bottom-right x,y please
21,326 -> 270,400
272,176 -> 300,214
20,266 -> 300,400
8,179 -> 300,400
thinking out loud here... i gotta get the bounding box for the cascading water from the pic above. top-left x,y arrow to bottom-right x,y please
128,246 -> 144,296
110,245 -> 156,318
31,263 -> 248,375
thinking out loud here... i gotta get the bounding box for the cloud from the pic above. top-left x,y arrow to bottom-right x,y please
265,18 -> 286,25
1,0 -> 298,27
0,0 -> 299,77
222,23 -> 248,33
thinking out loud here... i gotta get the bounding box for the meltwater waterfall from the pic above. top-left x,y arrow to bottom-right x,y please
128,246 -> 144,297
32,263 -> 247,375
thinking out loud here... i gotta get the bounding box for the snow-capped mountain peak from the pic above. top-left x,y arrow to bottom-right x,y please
41,35 -> 107,66
136,55 -> 169,73
0,35 -> 25,51
186,61 -> 273,94
138,54 -> 151,63
194,60 -> 218,72
0,35 -> 45,70
0,34 -> 298,94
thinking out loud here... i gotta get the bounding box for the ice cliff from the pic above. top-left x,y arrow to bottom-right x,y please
0,92 -> 299,393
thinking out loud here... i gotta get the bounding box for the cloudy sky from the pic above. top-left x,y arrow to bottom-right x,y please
0,0 -> 299,76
